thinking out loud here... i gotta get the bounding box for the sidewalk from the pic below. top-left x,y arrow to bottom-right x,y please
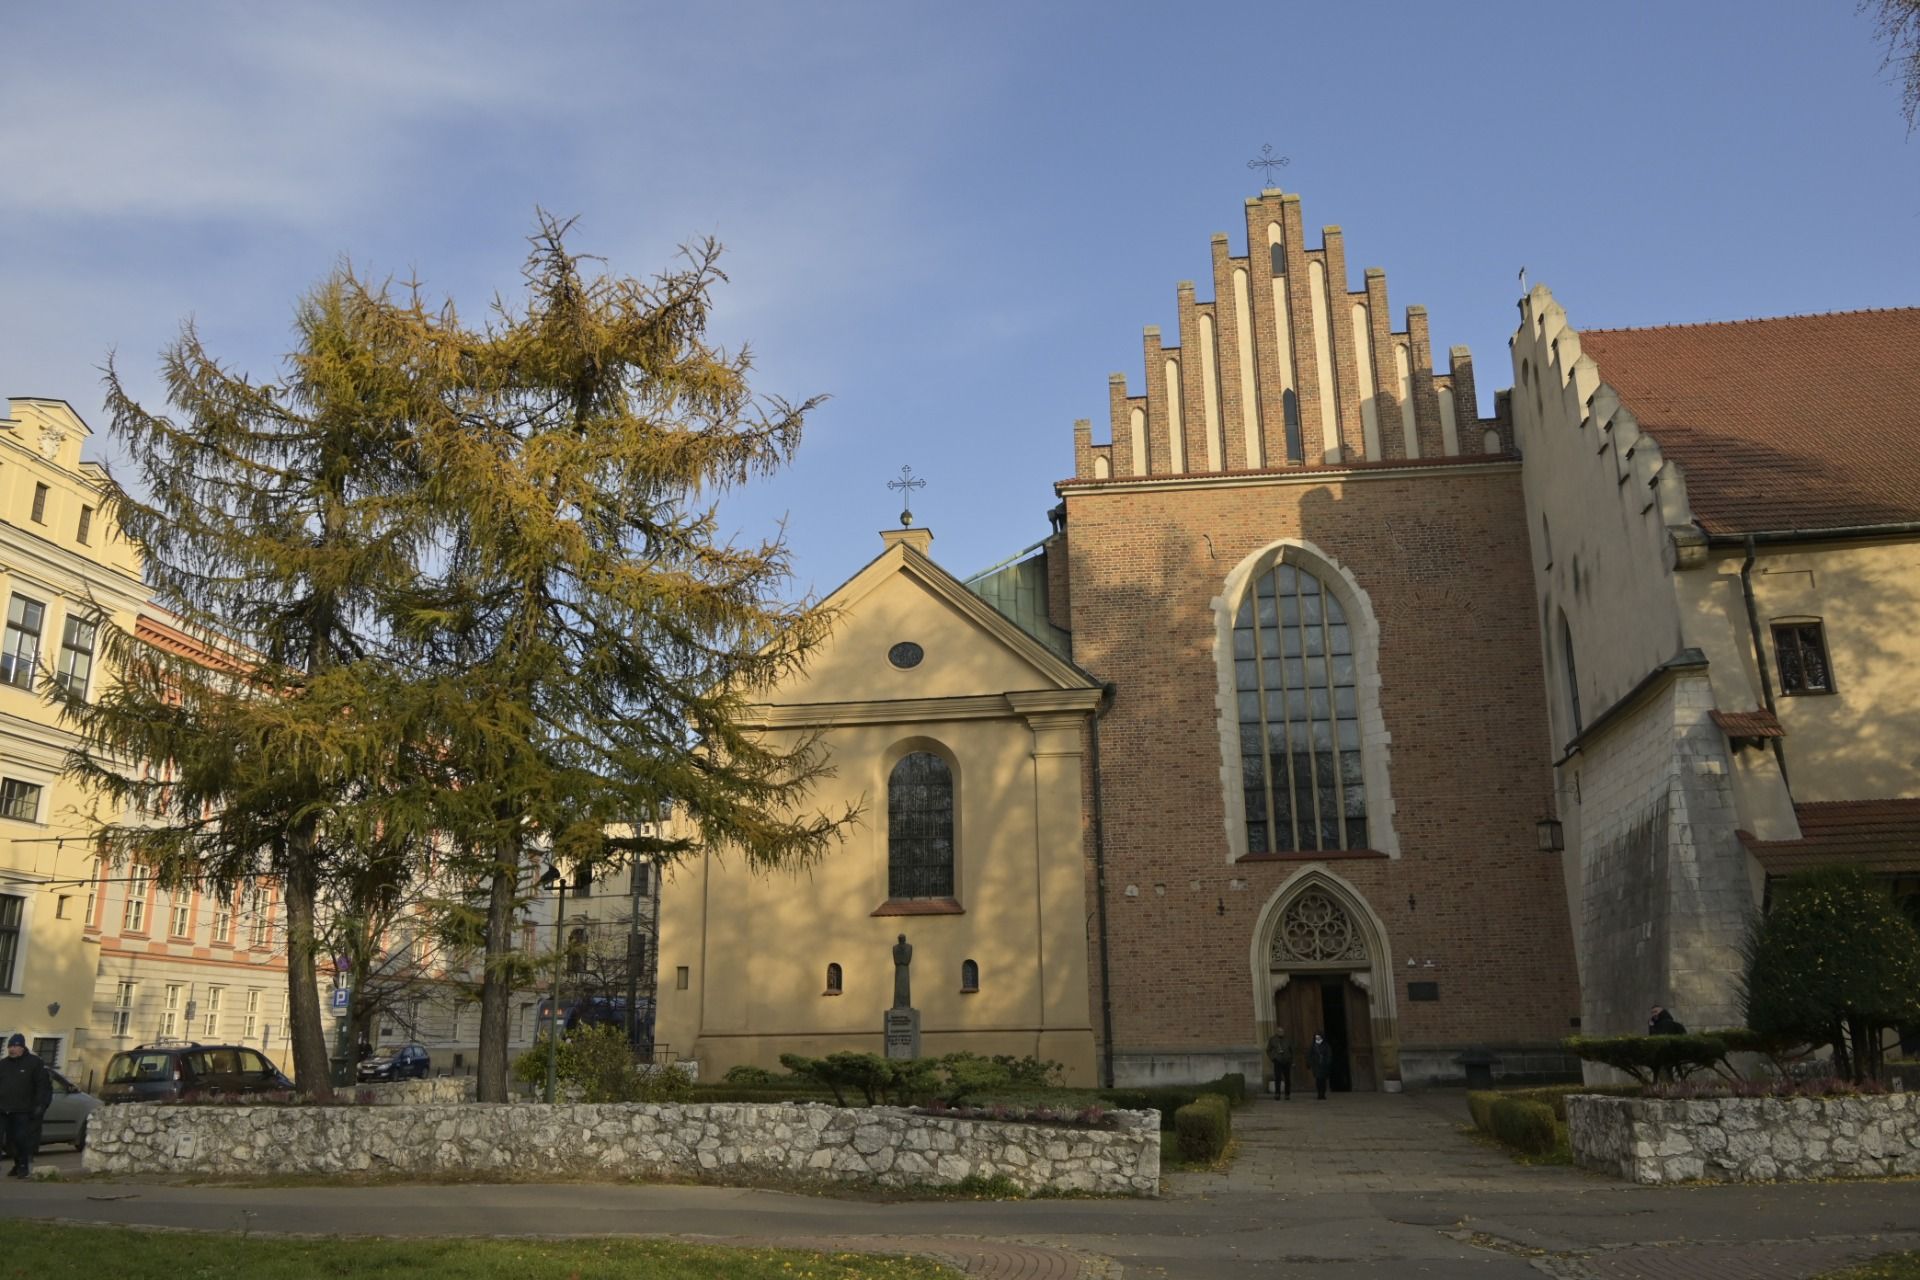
5,1091 -> 1916,1278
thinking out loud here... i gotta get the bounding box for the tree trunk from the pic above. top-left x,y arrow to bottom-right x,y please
474,851 -> 521,1102
283,840 -> 334,1101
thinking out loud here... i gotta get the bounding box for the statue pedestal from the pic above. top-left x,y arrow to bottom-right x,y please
883,1007 -> 921,1060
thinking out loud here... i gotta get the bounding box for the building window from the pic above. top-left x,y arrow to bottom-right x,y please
567,927 -> 588,973
247,886 -> 269,947
675,965 -> 689,991
202,986 -> 223,1037
56,616 -> 96,700
33,1037 -> 61,1069
161,984 -> 182,1037
1282,389 -> 1303,464
0,894 -> 21,993
960,959 -> 979,993
1560,612 -> 1582,735
244,989 -> 261,1040
1234,563 -> 1367,852
1773,621 -> 1833,695
887,751 -> 955,899
212,900 -> 232,944
2,595 -> 45,690
0,778 -> 41,823
572,864 -> 592,898
824,962 -> 842,995
633,862 -> 651,898
30,483 -> 48,525
112,981 -> 136,1036
170,894 -> 191,938
76,505 -> 93,545
123,865 -> 150,933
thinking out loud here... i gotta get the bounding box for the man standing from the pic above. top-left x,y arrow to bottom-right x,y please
1266,1027 -> 1294,1101
1648,1006 -> 1686,1036
1307,1032 -> 1334,1101
0,1034 -> 51,1178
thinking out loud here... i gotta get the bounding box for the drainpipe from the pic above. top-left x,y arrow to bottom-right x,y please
1087,681 -> 1119,1089
1740,535 -> 1791,794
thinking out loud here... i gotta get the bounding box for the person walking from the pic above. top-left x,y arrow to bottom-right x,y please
0,1034 -> 51,1179
1306,1032 -> 1333,1101
1266,1028 -> 1294,1101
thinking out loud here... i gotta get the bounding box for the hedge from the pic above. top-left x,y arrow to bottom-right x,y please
1173,1093 -> 1232,1163
1488,1097 -> 1558,1156
1101,1073 -> 1249,1129
1563,1033 -> 1728,1083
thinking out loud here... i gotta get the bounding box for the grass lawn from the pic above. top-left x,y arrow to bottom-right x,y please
0,1222 -> 955,1279
1816,1253 -> 1920,1280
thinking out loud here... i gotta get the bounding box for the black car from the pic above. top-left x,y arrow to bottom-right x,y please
356,1043 -> 431,1082
98,1043 -> 293,1103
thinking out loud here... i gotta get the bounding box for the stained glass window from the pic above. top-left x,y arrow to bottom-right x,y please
1234,562 -> 1368,852
888,752 -> 954,899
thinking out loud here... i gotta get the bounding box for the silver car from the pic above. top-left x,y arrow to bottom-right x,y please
42,1071 -> 97,1150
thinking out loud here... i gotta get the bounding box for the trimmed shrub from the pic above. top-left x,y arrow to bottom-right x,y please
1495,1083 -> 1641,1122
1173,1094 -> 1231,1162
1564,1033 -> 1728,1084
721,1064 -> 783,1086
1203,1072 -> 1248,1104
1488,1097 -> 1557,1156
511,1025 -> 691,1103
1466,1090 -> 1498,1133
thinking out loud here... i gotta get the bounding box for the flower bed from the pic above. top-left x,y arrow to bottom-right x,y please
1567,1091 -> 1920,1184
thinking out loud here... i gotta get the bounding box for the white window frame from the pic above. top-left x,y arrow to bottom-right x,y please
161,983 -> 182,1037
55,614 -> 97,701
0,891 -> 26,994
112,980 -> 136,1037
1,593 -> 44,690
170,893 -> 192,939
122,865 -> 150,933
212,901 -> 232,944
243,988 -> 261,1039
248,886 -> 269,948
202,985 -> 223,1037
30,1034 -> 63,1071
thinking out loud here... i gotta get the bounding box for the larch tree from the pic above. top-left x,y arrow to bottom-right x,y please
65,275 -> 435,1098
396,215 -> 856,1101
1866,0 -> 1920,129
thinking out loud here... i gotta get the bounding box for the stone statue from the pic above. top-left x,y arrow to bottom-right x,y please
891,933 -> 912,1009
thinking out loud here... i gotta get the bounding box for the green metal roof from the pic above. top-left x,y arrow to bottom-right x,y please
963,547 -> 1072,659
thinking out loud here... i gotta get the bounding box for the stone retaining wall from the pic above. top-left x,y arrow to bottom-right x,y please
1568,1093 -> 1920,1184
85,1101 -> 1160,1196
350,1078 -> 474,1105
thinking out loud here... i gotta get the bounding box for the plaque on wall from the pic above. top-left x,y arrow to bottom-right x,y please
1408,981 -> 1440,1002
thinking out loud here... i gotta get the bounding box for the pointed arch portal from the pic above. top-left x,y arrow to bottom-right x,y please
1249,865 -> 1400,1090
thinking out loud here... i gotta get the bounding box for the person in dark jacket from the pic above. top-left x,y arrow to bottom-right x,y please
1266,1028 -> 1294,1101
0,1033 -> 51,1178
1306,1032 -> 1334,1100
1648,1006 -> 1686,1036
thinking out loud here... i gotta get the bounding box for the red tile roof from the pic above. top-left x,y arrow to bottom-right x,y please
1579,309 -> 1920,536
1708,708 -> 1785,739
1739,799 -> 1920,876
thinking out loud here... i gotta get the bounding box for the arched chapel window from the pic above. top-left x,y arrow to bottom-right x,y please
888,752 -> 954,899
1234,562 -> 1367,852
960,959 -> 979,992
825,963 -> 842,995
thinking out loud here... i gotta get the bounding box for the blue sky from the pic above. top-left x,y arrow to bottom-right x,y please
4,1 -> 1915,596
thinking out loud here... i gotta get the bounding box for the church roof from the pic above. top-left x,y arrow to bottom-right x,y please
1739,798 -> 1920,876
1578,308 -> 1920,537
963,548 -> 1072,659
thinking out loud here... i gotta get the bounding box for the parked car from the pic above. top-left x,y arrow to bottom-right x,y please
2,1072 -> 97,1152
356,1043 -> 430,1082
98,1042 -> 292,1104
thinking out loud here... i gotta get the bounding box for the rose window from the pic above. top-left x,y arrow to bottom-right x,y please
1273,890 -> 1368,964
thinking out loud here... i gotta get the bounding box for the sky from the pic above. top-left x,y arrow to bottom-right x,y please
3,1 -> 1916,598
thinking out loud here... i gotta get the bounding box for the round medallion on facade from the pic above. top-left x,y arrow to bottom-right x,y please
887,641 -> 924,669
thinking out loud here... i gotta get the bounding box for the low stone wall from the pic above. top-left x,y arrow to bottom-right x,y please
85,1101 -> 1160,1196
1568,1093 -> 1920,1184
350,1077 -> 474,1105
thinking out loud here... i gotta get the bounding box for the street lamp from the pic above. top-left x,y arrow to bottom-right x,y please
538,862 -> 567,1104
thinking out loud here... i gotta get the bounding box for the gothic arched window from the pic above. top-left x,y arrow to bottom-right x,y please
1234,562 -> 1367,852
888,751 -> 954,899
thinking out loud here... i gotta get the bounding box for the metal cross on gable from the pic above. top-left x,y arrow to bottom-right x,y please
1247,143 -> 1290,186
888,464 -> 927,527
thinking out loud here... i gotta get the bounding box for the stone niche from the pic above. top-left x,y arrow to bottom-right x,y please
86,1101 -> 1161,1197
1568,1093 -> 1920,1184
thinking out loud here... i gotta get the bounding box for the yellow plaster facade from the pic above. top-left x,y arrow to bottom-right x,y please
655,528 -> 1103,1083
0,399 -> 148,1075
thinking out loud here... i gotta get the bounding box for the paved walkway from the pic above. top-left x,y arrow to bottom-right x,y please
8,1091 -> 1918,1278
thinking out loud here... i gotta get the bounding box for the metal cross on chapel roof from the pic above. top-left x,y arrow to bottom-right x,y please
1247,143 -> 1290,186
888,464 -> 927,527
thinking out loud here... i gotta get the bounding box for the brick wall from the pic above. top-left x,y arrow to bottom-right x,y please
1063,462 -> 1581,1081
